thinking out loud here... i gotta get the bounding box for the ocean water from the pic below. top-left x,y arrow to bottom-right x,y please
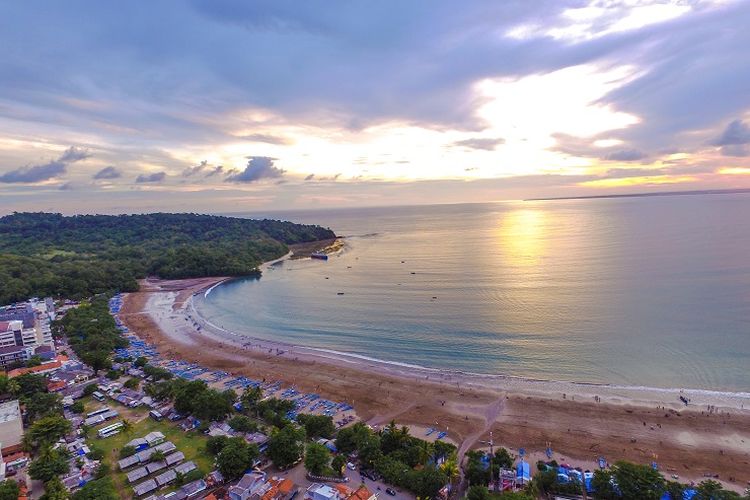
197,195 -> 750,391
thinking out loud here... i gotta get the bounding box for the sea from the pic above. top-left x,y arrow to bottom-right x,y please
195,194 -> 750,392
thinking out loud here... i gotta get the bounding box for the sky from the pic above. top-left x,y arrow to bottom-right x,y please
1,0 -> 750,214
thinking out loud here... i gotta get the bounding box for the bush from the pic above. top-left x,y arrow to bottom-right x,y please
119,445 -> 136,458
123,378 -> 139,389
82,383 -> 98,396
71,400 -> 85,414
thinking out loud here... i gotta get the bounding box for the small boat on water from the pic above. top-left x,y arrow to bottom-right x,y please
311,252 -> 328,260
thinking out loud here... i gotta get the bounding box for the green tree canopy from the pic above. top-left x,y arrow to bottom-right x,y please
216,438 -> 260,480
304,442 -> 332,476
267,424 -> 306,469
29,447 -> 70,482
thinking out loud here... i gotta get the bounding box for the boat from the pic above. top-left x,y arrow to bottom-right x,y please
311,252 -> 328,260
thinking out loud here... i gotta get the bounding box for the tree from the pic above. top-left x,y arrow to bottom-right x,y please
440,455 -> 460,490
25,392 -> 64,421
123,378 -> 139,389
119,446 -> 136,459
71,477 -> 118,500
0,480 -> 20,500
591,470 -> 617,499
134,356 -> 148,367
609,461 -> 665,500
29,447 -> 70,482
304,442 -> 332,476
24,414 -> 72,450
105,369 -> 120,380
665,481 -> 685,500
694,479 -> 743,500
335,422 -> 372,454
412,465 -> 448,499
121,419 -> 133,435
150,450 -> 166,462
207,435 -> 230,455
331,454 -> 347,476
82,383 -> 98,396
70,400 -> 85,414
466,485 -> 491,500
241,385 -> 263,412
297,414 -> 336,439
14,373 -> 47,398
228,415 -> 258,433
26,355 -> 43,367
40,477 -> 69,500
267,424 -> 306,469
217,438 -> 259,480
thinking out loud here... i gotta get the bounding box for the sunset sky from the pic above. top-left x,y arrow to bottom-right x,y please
1,0 -> 749,214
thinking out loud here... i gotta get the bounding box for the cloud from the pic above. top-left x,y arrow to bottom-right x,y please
59,146 -> 91,163
720,145 -> 748,157
58,182 -> 76,191
304,173 -> 315,181
713,119 -> 750,146
225,156 -> 285,183
205,165 -> 225,177
237,133 -> 292,145
604,149 -> 647,162
93,166 -> 122,180
452,137 -> 505,151
0,146 -> 90,183
183,160 -> 208,177
135,172 -> 167,183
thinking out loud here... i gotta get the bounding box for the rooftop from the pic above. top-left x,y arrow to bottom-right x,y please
0,400 -> 21,424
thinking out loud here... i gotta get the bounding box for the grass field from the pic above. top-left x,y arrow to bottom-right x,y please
84,403 -> 214,499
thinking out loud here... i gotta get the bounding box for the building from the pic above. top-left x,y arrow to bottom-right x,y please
307,483 -> 340,500
0,401 -> 24,454
228,471 -> 267,500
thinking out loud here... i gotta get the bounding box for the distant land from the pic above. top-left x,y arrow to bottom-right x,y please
526,187 -> 750,202
0,212 -> 335,304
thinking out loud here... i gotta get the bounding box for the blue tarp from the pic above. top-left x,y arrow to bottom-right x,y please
516,461 -> 530,481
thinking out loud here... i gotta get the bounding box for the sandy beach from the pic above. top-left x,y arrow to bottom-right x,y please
118,267 -> 750,490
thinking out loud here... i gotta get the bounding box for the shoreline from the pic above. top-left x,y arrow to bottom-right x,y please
189,264 -> 750,410
119,257 -> 750,490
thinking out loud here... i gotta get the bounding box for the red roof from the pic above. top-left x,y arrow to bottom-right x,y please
8,360 -> 62,378
47,380 -> 67,392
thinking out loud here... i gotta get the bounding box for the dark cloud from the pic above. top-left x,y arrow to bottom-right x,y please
237,133 -> 292,145
59,146 -> 91,163
604,149 -> 647,162
183,160 -> 208,177
58,182 -> 75,191
0,146 -> 89,183
713,119 -> 750,146
453,137 -> 505,151
225,156 -> 285,183
135,172 -> 167,183
720,145 -> 748,157
93,165 -> 122,180
304,173 -> 315,181
205,165 -> 225,177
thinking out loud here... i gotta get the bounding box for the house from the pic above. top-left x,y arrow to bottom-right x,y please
228,471 -> 267,500
174,461 -> 197,476
307,483 -> 340,500
155,469 -> 177,487
181,479 -> 207,498
165,451 -> 185,466
145,431 -> 165,446
348,486 -> 376,500
261,477 -> 296,500
146,461 -> 167,475
134,479 -> 158,497
127,466 -> 149,484
118,454 -> 140,470
126,437 -> 149,452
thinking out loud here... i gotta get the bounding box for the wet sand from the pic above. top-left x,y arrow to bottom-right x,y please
119,275 -> 750,491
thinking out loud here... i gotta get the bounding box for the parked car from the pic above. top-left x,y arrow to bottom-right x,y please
385,488 -> 396,496
346,462 -> 357,471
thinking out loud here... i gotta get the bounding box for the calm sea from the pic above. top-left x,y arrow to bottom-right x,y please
197,195 -> 750,391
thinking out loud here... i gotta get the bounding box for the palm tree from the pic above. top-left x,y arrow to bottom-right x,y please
121,419 -> 133,436
440,454 -> 460,496
417,440 -> 434,465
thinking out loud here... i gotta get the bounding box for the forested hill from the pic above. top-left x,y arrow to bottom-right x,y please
0,212 -> 336,304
